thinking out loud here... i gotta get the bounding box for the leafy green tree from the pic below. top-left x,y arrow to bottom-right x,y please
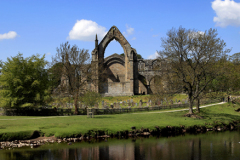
0,53 -> 50,107
47,62 -> 63,92
80,91 -> 102,108
210,56 -> 240,95
230,52 -> 240,64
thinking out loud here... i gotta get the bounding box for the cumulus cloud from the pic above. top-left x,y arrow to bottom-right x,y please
123,24 -> 134,37
212,0 -> 240,27
68,19 -> 107,41
188,31 -> 205,38
148,51 -> 159,59
0,31 -> 18,40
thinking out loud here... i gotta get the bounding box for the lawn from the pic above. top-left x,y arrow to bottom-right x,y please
0,102 -> 240,141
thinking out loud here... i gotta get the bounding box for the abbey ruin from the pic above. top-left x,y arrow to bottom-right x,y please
91,26 -> 161,96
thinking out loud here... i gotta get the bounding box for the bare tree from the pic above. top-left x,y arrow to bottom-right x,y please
157,27 -> 230,114
51,42 -> 90,114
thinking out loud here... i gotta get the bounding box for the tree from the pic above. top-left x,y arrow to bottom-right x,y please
157,27 -> 230,114
211,55 -> 240,95
47,62 -> 63,92
230,52 -> 240,64
0,53 -> 50,107
51,41 -> 90,114
80,91 -> 102,108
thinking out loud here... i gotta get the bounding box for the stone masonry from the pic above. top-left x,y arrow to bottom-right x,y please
91,26 -> 161,96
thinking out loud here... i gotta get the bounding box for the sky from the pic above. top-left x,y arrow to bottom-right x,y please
1,0 -> 240,63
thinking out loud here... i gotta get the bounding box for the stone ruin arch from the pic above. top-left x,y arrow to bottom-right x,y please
91,26 -> 138,96
91,26 -> 159,96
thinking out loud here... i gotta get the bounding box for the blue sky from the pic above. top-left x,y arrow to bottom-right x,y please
1,0 -> 240,63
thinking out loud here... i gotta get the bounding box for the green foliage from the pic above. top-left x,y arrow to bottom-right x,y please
80,91 -> 102,107
47,62 -> 63,91
0,53 -> 50,107
208,58 -> 240,95
230,52 -> 240,64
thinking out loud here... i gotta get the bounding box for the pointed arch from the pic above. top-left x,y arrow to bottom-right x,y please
98,26 -> 132,60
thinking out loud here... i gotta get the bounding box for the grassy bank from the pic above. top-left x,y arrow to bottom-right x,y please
0,102 -> 240,141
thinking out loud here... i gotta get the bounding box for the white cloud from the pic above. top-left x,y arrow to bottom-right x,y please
188,31 -> 205,38
0,31 -> 18,40
212,0 -> 240,27
68,19 -> 107,41
131,37 -> 136,40
148,51 -> 158,59
126,24 -> 134,35
152,34 -> 159,37
46,52 -> 51,56
123,24 -> 134,37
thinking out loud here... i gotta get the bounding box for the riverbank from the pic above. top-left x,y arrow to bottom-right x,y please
0,102 -> 240,145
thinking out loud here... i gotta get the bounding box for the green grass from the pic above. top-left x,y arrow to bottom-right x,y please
0,102 -> 240,141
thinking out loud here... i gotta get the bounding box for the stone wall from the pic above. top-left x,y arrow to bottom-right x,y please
107,63 -> 125,82
102,82 -> 132,96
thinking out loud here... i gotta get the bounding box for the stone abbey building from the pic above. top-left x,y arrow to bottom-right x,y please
91,26 -> 160,96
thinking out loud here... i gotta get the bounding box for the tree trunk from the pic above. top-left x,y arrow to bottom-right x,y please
196,98 -> 200,113
74,93 -> 79,115
189,96 -> 194,114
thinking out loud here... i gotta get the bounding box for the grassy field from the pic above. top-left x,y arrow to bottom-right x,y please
0,101 -> 240,141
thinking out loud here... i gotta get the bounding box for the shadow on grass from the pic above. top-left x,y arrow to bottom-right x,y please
39,126 -> 56,129
203,113 -> 240,121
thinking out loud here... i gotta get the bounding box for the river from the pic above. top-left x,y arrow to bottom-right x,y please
1,130 -> 240,160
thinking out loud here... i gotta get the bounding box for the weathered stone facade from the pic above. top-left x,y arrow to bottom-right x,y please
91,26 -> 160,96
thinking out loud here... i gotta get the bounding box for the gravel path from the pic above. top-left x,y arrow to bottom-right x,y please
132,102 -> 226,114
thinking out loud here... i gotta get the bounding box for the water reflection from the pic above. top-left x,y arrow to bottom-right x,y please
1,131 -> 240,160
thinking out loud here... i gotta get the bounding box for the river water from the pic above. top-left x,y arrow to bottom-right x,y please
1,131 -> 240,160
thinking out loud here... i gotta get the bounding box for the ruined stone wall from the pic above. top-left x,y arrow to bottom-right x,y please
107,63 -> 125,82
89,26 -> 161,96
102,82 -> 131,97
138,80 -> 147,94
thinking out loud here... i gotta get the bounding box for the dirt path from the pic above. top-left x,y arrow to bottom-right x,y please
132,102 -> 226,114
